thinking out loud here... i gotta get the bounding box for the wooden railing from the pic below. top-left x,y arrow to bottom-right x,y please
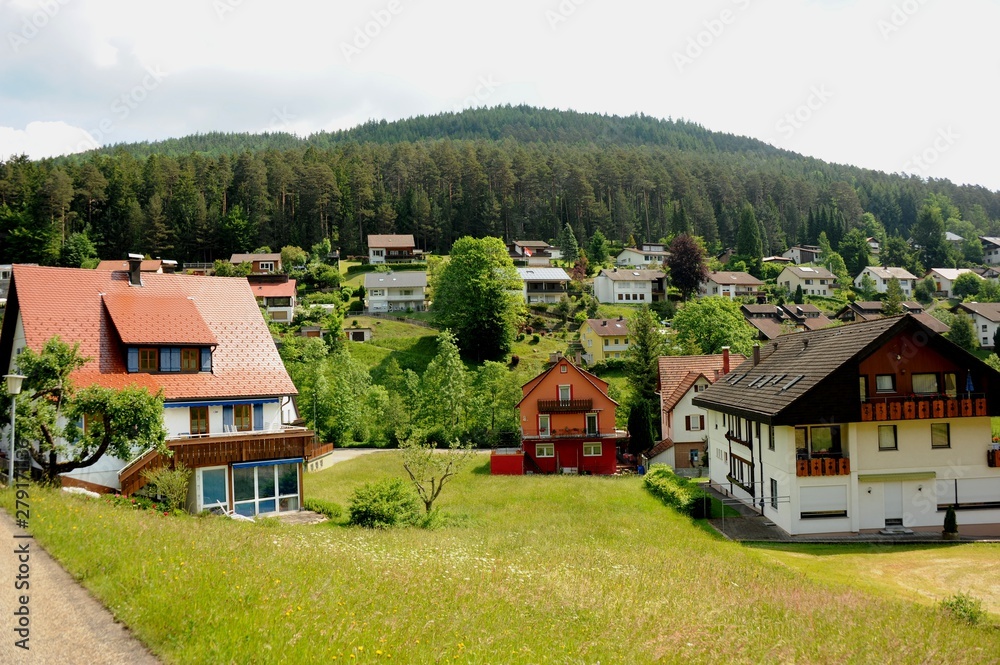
522,428 -> 620,440
537,398 -> 594,413
119,428 -> 317,497
796,457 -> 851,477
860,395 -> 987,422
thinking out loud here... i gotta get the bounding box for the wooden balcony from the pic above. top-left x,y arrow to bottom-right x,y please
796,457 -> 851,477
537,398 -> 594,413
522,427 -> 623,441
860,395 -> 987,422
119,427 -> 317,496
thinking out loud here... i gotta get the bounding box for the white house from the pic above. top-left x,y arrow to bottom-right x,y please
979,237 -> 1000,266
698,271 -> 764,299
777,265 -> 837,297
615,243 -> 670,268
781,245 -> 822,264
926,268 -> 980,298
593,268 -> 666,304
853,266 -> 917,296
517,267 -> 570,304
364,271 -> 427,312
367,234 -> 422,264
508,240 -> 556,267
247,275 -> 296,322
954,302 -> 1000,349
646,350 -> 746,471
693,314 -> 1000,537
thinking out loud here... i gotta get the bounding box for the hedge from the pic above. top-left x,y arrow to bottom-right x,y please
643,464 -> 711,518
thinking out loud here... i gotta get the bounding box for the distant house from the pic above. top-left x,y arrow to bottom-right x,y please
945,231 -> 965,245
853,266 -> 917,296
778,265 -> 837,297
698,271 -> 764,300
693,314 -> 1000,537
953,302 -> 1000,349
517,267 -> 570,304
0,261 -> 317,515
741,304 -> 834,340
230,253 -> 282,274
593,268 -> 666,304
344,327 -> 373,343
247,275 -> 296,323
867,237 -> 881,255
781,245 -> 822,264
508,240 -> 555,267
491,356 -> 624,476
367,234 -> 422,265
647,350 -> 745,471
834,301 -> 949,334
364,271 -> 427,312
979,237 -> 1000,266
761,256 -> 793,265
615,243 -> 670,268
97,258 -> 177,274
926,268 -> 980,298
972,266 -> 1000,281
579,317 -> 630,365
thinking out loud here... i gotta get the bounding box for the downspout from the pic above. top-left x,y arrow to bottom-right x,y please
757,421 -> 765,516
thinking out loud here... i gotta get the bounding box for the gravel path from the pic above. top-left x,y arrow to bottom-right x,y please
0,510 -> 159,664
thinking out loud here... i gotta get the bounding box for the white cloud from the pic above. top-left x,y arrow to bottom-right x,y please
0,121 -> 96,160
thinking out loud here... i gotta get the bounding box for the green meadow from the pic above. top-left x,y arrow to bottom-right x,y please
4,453 -> 999,663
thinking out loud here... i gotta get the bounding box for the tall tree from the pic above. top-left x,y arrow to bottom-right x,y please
947,311 -> 977,353
557,222 -> 580,263
672,297 -> 755,356
588,228 -> 610,266
432,236 -> 523,361
882,278 -> 904,316
665,233 -> 708,300
735,203 -> 762,274
839,228 -> 871,278
418,331 -> 469,440
624,305 -> 666,404
912,202 -> 950,269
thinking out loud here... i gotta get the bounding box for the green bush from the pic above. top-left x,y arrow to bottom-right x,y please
944,505 -> 958,533
348,478 -> 420,528
643,464 -> 711,518
303,497 -> 343,520
347,300 -> 364,313
940,593 -> 986,625
140,463 -> 192,511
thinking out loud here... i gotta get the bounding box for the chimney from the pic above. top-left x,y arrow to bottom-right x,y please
127,253 -> 143,286
722,346 -> 730,375
752,344 -> 761,367
161,259 -> 178,274
803,339 -> 809,350
618,315 -> 624,322
602,320 -> 607,327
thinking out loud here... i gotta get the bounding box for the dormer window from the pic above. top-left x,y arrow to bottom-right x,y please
128,346 -> 213,373
138,348 -> 158,372
181,348 -> 200,372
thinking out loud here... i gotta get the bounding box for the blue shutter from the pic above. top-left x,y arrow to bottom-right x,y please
159,348 -> 169,372
170,348 -> 181,372
222,406 -> 233,430
253,404 -> 264,431
200,348 -> 212,372
127,348 -> 139,373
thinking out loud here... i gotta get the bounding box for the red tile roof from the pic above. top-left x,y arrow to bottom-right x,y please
658,354 -> 747,414
103,294 -> 218,345
250,279 -> 296,298
8,265 -> 296,401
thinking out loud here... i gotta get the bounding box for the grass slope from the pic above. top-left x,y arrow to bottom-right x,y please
4,459 -> 999,664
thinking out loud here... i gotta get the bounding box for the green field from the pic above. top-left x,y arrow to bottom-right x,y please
4,457 -> 999,664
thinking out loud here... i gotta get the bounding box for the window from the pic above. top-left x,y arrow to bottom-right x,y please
805,279 -> 813,285
536,443 -> 554,458
686,415 -> 704,431
859,376 -> 867,402
768,425 -> 775,451
983,325 -> 989,332
586,413 -> 598,435
770,478 -> 778,510
617,294 -> 623,301
538,415 -> 550,437
400,289 -> 413,296
810,426 -> 842,457
587,339 -> 592,348
190,406 -> 209,435
560,365 -> 568,373
258,261 -> 274,272
181,348 -> 200,372
269,297 -> 291,307
931,423 -> 950,449
944,373 -> 957,397
234,404 -> 253,432
639,294 -> 645,301
603,338 -> 609,347
583,442 -> 602,456
558,385 -> 571,401
912,373 -> 938,394
878,425 -> 897,451
138,348 -> 158,372
875,374 -> 895,393
369,289 -> 385,297
197,466 -> 228,512
232,461 -> 300,516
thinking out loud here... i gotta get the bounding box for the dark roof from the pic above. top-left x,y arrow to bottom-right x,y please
954,302 -> 1000,323
693,315 -> 951,423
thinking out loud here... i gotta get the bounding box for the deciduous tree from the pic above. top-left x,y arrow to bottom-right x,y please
672,297 -> 755,356
665,233 -> 708,300
947,311 -> 977,353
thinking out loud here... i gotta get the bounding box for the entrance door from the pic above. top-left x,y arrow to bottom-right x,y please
884,482 -> 903,526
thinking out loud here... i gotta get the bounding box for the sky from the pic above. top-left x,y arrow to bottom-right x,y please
2,0 -> 999,191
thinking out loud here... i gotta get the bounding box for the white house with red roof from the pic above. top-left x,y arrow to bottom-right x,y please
0,260 -> 319,516
247,275 -> 297,322
368,234 -> 422,264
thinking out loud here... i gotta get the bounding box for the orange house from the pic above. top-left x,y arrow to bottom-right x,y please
493,357 -> 624,475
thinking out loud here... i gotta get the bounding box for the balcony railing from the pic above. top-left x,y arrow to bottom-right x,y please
537,398 -> 594,413
522,427 -> 621,441
796,457 -> 851,477
860,394 -> 987,422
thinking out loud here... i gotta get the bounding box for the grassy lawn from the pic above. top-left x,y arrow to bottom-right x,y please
345,316 -> 439,376
5,458 -> 1000,664
752,542 -> 1000,617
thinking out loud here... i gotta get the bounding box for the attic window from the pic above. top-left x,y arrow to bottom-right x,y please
730,374 -> 746,386
769,374 -> 787,386
780,375 -> 805,392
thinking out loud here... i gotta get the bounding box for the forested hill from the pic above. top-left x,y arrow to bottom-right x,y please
3,105 -> 1000,267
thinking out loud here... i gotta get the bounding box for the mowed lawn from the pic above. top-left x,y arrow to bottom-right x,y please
4,456 -> 1000,664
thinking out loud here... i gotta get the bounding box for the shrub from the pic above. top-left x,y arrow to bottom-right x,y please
643,464 -> 711,518
531,334 -> 540,344
348,478 -> 420,528
509,354 -> 520,367
940,593 -> 986,625
303,497 -> 343,520
347,300 -> 364,313
140,463 -> 191,511
944,505 -> 958,533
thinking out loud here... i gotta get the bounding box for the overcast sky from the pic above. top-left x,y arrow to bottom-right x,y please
2,0 -> 998,191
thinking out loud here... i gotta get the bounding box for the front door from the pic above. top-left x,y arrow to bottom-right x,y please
884,482 -> 903,526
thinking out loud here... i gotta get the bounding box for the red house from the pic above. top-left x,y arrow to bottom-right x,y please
492,356 -> 624,475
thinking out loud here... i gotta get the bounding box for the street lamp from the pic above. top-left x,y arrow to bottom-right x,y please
5,374 -> 25,487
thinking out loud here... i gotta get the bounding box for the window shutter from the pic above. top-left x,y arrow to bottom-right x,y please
685,416 -> 691,430
700,416 -> 705,430
253,404 -> 264,431
222,406 -> 234,430
160,348 -> 170,372
127,348 -> 138,373
200,348 -> 212,372
170,348 -> 181,372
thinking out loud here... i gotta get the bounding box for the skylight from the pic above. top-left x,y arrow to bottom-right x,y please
780,375 -> 804,392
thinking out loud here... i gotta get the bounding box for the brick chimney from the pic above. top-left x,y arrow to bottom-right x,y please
722,346 -> 730,375
127,253 -> 143,286
752,344 -> 761,367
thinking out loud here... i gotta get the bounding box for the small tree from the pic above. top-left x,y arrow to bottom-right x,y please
882,278 -> 904,316
857,273 -> 878,301
588,229 -> 610,266
665,233 -> 709,300
947,311 -> 978,352
793,284 -> 804,304
943,505 -> 958,535
400,435 -> 477,514
952,272 -> 982,299
280,245 -> 308,272
557,223 -> 580,264
141,463 -> 191,511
